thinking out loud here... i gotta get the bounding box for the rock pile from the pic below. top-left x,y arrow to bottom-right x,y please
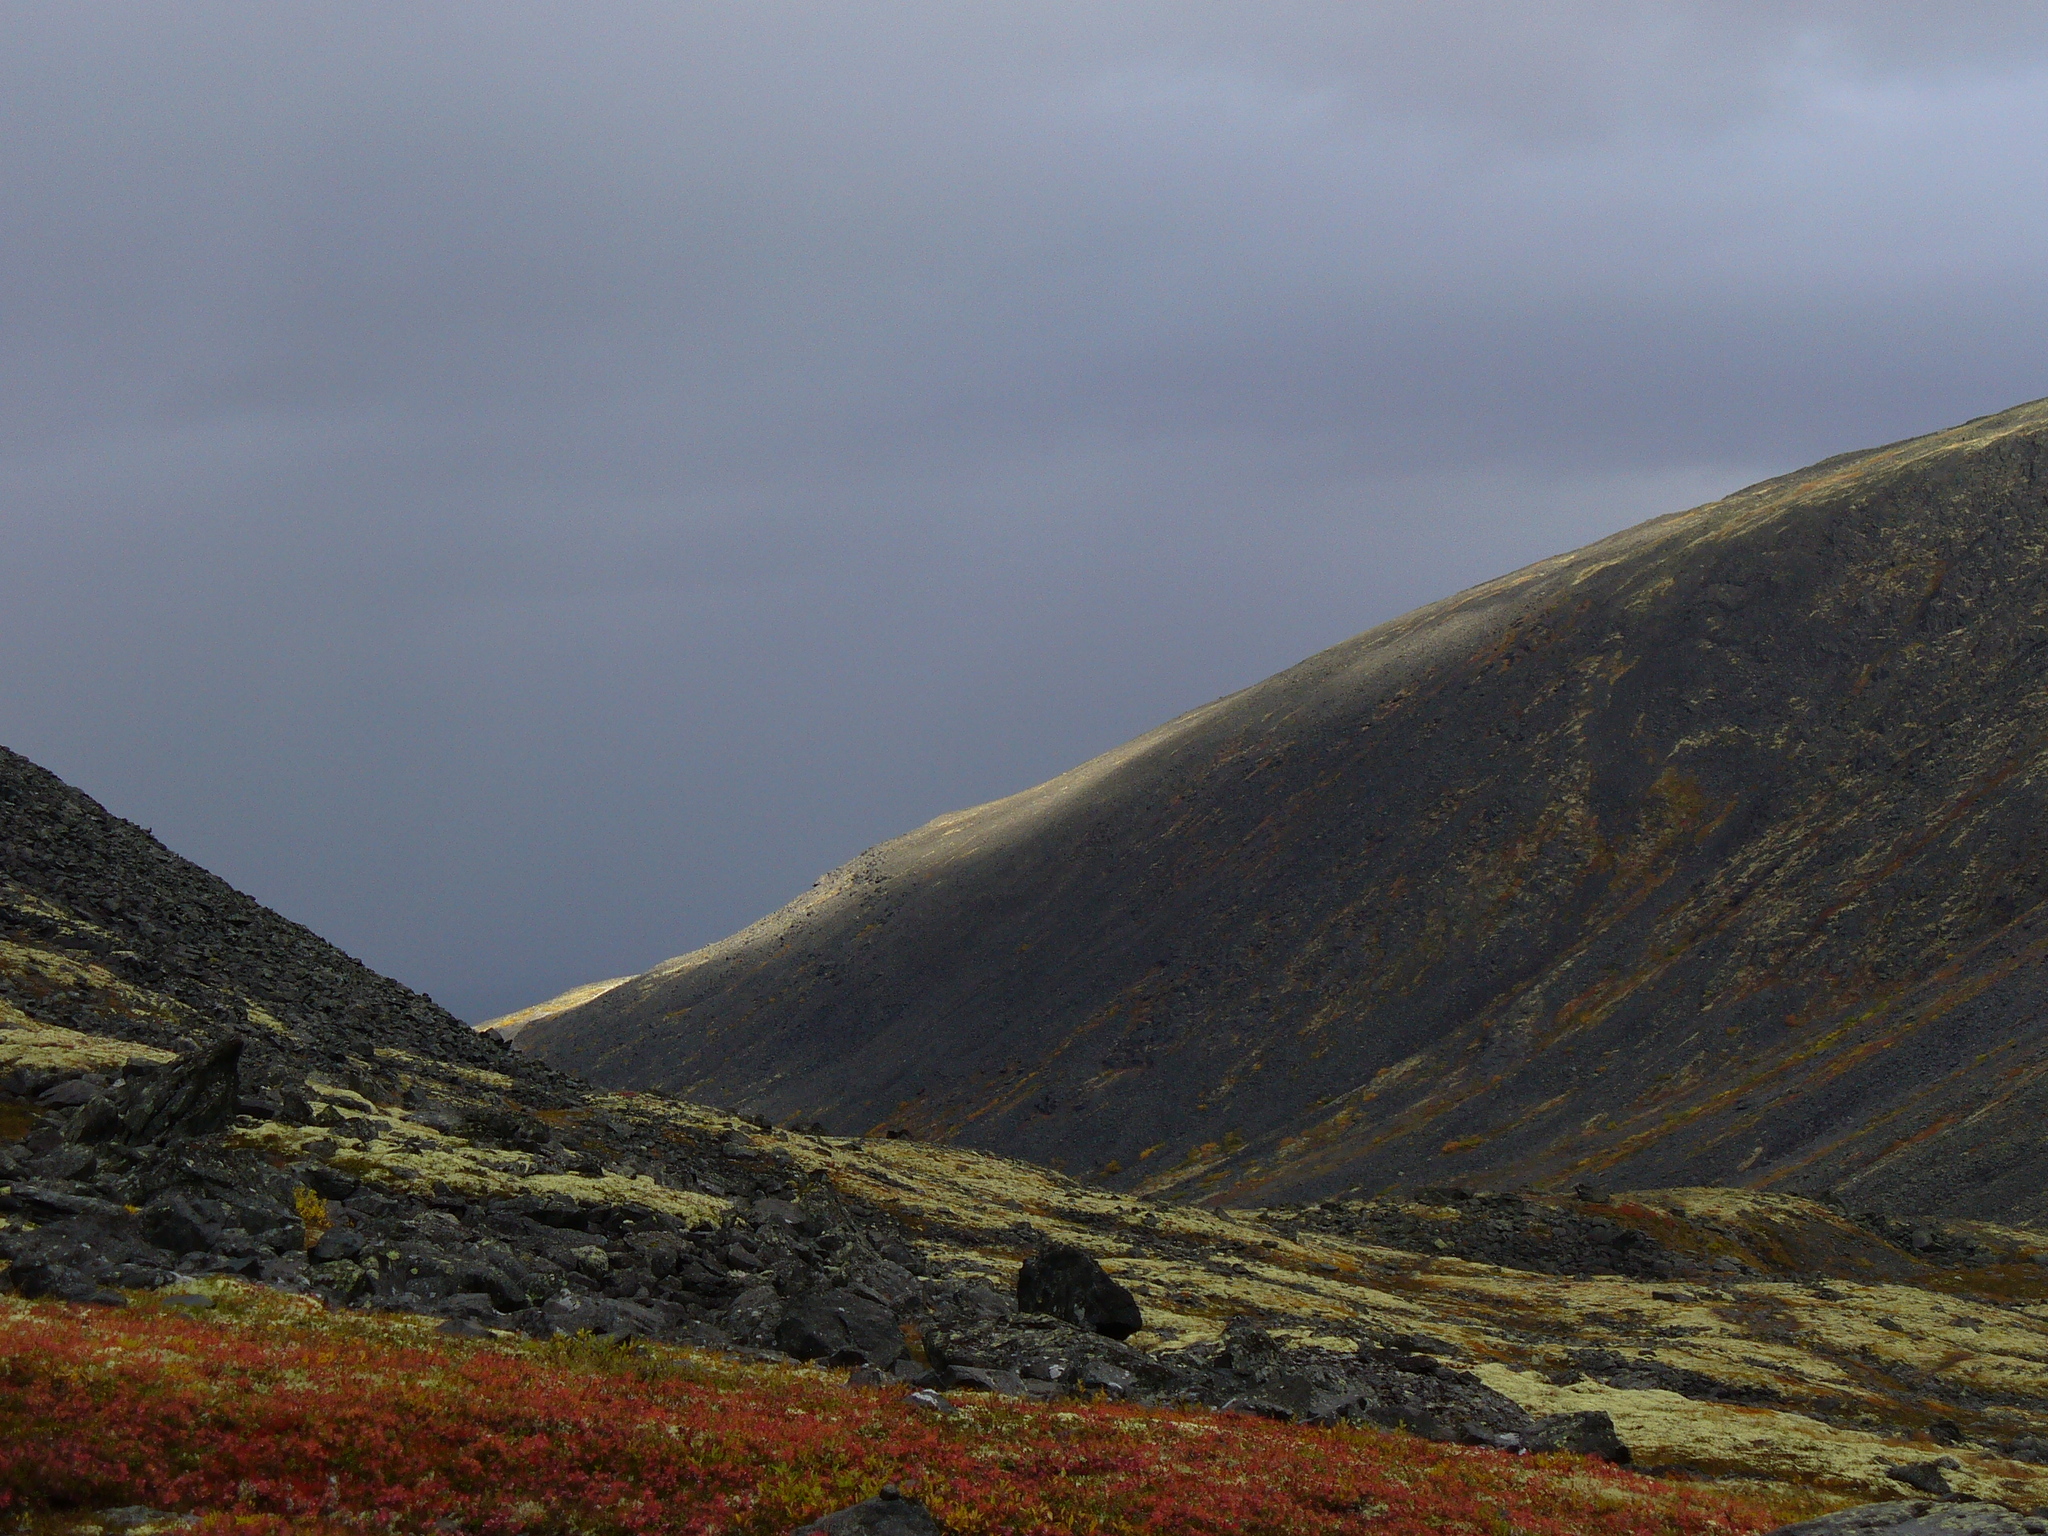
1274,1189 -> 1705,1278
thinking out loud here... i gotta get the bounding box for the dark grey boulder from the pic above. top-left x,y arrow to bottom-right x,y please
540,1293 -> 666,1339
309,1227 -> 365,1264
7,1261 -> 125,1305
1887,1463 -> 1957,1497
944,1366 -> 1029,1397
1766,1502 -> 2048,1535
774,1288 -> 905,1368
37,1077 -> 106,1108
72,1039 -> 244,1147
452,1253 -> 531,1312
1016,1242 -> 1141,1339
791,1486 -> 946,1536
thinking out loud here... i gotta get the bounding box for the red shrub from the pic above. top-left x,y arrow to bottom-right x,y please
0,1295 -> 1803,1536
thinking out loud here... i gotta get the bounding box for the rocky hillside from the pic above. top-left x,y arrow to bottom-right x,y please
521,398 -> 2048,1222
11,742 -> 2048,1512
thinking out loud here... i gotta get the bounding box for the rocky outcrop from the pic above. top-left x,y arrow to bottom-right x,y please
71,1038 -> 245,1147
1275,1188 -> 1698,1279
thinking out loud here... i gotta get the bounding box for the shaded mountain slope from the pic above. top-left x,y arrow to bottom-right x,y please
525,398 -> 2048,1219
0,744 -> 579,1106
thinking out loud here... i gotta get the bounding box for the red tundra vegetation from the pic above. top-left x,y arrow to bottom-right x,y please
0,1289 -> 1828,1536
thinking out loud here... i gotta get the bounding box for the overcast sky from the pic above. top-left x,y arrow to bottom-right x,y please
5,3 -> 2047,1021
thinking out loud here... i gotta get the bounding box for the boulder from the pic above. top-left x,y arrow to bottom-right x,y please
774,1288 -> 905,1368
540,1294 -> 666,1339
791,1486 -> 946,1536
1521,1410 -> 1630,1462
1016,1242 -> 1141,1339
1887,1464 -> 1956,1497
6,1261 -> 125,1305
73,1039 -> 244,1148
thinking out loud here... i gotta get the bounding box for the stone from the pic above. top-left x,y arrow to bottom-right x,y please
1077,1360 -> 1135,1396
2005,1436 -> 2048,1465
1016,1242 -> 1141,1339
790,1485 -> 947,1535
452,1253 -> 531,1312
774,1288 -> 905,1368
1887,1464 -> 1955,1497
726,1282 -> 784,1346
945,1365 -> 1028,1396
310,1228 -> 365,1263
301,1165 -> 359,1200
923,1316 -> 1187,1400
37,1077 -> 106,1108
1522,1410 -> 1630,1463
1767,1502 -> 2048,1534
76,1039 -> 244,1148
541,1294 -> 666,1339
6,1261 -> 125,1305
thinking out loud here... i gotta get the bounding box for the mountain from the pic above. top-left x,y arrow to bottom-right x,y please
522,398 -> 2048,1221
475,975 -> 634,1045
16,709 -> 2048,1505
0,743 -> 577,1106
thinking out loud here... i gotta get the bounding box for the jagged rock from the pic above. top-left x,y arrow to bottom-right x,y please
1282,1194 -> 1689,1279
37,1077 -> 107,1108
791,1486 -> 947,1535
139,1189 -> 300,1260
945,1365 -> 1029,1397
726,1281 -> 785,1345
1016,1242 -> 1141,1339
1768,1503 -> 2048,1534
453,1252 -> 532,1312
774,1288 -> 904,1367
309,1259 -> 372,1303
71,1039 -> 244,1148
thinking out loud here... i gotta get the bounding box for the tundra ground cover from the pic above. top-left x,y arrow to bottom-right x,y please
0,1289 -> 1831,1536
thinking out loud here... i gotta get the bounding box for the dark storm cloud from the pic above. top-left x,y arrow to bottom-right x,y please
6,3 -> 2048,1017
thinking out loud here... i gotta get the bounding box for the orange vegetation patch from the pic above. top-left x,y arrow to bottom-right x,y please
0,1292 -> 1821,1536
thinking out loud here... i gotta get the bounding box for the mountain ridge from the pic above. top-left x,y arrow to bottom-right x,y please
523,397 -> 2048,1220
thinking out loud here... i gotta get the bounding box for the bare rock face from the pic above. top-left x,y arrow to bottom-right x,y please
523,399 -> 2048,1221
1016,1242 -> 1141,1339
